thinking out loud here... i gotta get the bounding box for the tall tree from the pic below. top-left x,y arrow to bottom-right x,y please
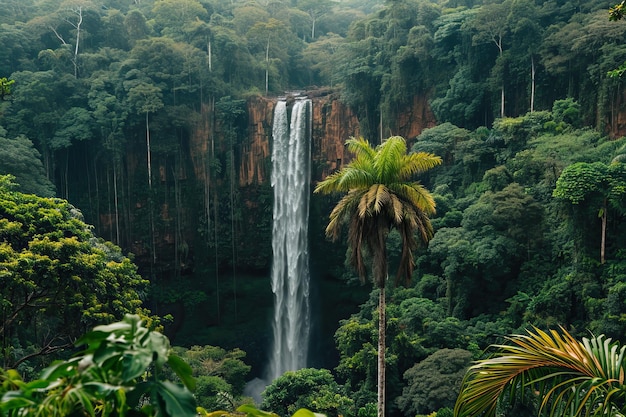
314,136 -> 441,417
466,2 -> 510,118
126,81 -> 164,264
553,161 -> 626,264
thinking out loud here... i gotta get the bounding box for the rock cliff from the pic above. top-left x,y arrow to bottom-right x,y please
235,91 -> 436,186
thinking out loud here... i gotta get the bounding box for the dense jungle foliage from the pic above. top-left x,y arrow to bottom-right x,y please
2,0 -> 626,416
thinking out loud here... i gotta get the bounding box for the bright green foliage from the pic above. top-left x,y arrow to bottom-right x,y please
553,161 -> 626,263
261,368 -> 354,417
198,404 -> 324,417
0,176 -> 149,370
0,78 -> 14,100
455,327 -> 626,417
0,314 -> 196,417
553,162 -> 626,206
314,136 -> 441,287
168,345 -> 251,410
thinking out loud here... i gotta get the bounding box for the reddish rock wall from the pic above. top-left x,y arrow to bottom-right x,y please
193,92 -> 437,188
396,95 -> 437,142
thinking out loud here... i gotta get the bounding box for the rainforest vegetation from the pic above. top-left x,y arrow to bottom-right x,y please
2,0 -> 626,416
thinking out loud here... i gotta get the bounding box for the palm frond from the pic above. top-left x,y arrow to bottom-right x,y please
400,152 -> 443,179
326,191 -> 362,240
370,184 -> 392,216
454,328 -> 626,417
390,183 -> 437,215
317,135 -> 440,288
374,136 -> 406,183
314,165 -> 374,194
346,136 -> 376,161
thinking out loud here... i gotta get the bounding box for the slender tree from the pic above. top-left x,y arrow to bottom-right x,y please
455,327 -> 626,417
314,136 -> 441,417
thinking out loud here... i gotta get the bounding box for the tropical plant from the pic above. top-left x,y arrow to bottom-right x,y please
198,404 -> 324,417
168,345 -> 251,411
0,175 -> 150,372
314,136 -> 441,417
397,348 -> 473,416
454,327 -> 626,417
261,368 -> 354,417
0,314 -> 196,416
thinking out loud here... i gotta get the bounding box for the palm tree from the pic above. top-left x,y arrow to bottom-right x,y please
314,136 -> 441,417
455,327 -> 626,417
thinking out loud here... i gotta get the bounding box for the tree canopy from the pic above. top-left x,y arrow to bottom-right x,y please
0,175 -> 149,373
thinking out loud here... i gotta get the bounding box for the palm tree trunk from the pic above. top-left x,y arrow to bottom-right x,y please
377,285 -> 386,417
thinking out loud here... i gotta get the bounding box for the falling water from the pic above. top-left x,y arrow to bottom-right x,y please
267,98 -> 312,382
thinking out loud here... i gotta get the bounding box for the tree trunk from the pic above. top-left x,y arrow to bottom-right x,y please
208,40 -> 212,72
72,6 -> 82,78
500,84 -> 505,119
146,111 -> 156,265
230,140 -> 237,320
377,285 -> 386,417
601,199 -> 607,264
530,55 -> 535,113
211,97 -> 220,324
113,161 -> 120,245
265,37 -> 270,95
146,111 -> 152,189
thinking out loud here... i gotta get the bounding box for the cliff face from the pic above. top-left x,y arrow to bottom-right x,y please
95,92 -> 436,275
239,97 -> 276,186
237,92 -> 436,186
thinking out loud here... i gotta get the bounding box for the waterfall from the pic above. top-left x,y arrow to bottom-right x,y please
267,98 -> 312,382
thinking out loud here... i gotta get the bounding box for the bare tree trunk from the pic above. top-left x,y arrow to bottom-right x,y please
146,111 -> 152,189
496,38 -> 504,118
377,285 -> 386,417
530,55 -> 536,113
265,37 -> 270,95
601,200 -> 607,264
230,142 -> 237,320
145,111 -> 156,264
113,161 -> 120,245
72,6 -> 82,78
106,166 -> 113,242
210,97 -> 220,324
501,85 -> 505,119
208,40 -> 212,72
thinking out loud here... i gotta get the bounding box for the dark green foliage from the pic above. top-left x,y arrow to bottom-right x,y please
0,131 -> 55,197
3,2 -> 626,416
397,349 -> 472,416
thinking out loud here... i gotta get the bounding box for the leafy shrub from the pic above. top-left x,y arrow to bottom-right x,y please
0,314 -> 196,416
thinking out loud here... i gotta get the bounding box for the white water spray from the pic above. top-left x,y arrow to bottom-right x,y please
267,98 -> 312,382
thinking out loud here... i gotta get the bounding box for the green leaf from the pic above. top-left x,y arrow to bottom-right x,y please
292,408 -> 325,417
237,404 -> 280,417
122,351 -> 152,382
167,354 -> 196,391
1,391 -> 38,410
154,381 -> 197,417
